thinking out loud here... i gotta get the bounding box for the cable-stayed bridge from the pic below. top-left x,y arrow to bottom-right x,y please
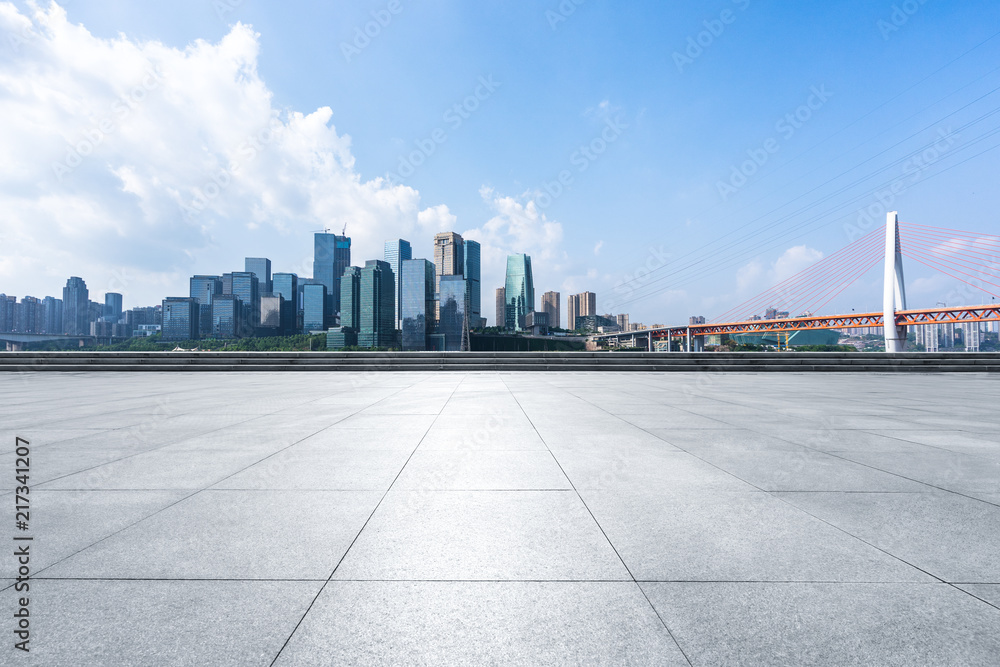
595,212 -> 1000,351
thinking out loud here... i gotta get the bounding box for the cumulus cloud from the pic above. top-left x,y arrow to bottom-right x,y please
0,2 -> 451,304
736,245 -> 824,294
461,186 -> 565,304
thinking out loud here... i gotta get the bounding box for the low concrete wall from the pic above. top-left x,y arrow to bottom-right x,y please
0,351 -> 998,372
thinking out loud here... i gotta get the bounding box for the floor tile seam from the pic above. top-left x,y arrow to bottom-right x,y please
267,374 -> 469,667
24,379 -> 433,582
502,375 -> 694,667
562,388 -> 956,588
946,582 -> 1000,613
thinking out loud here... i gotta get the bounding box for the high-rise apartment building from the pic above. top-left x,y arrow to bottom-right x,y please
504,254 -> 534,331
401,259 -> 435,351
245,257 -> 272,294
542,291 -> 561,329
340,266 -> 362,331
566,292 -> 596,331
464,239 -> 482,327
313,232 -> 351,315
161,297 -> 200,341
359,260 -> 395,349
0,295 -> 15,332
495,287 -> 505,328
42,297 -> 62,334
384,239 -> 412,329
62,277 -> 90,335
302,284 -> 329,333
15,297 -> 43,333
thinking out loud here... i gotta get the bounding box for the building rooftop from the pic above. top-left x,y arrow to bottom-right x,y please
3,371 -> 999,664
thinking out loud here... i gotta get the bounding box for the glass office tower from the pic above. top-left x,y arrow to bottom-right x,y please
504,254 -> 534,331
245,257 -> 272,294
272,273 -> 298,304
104,292 -> 123,322
228,272 -> 260,332
302,284 -> 328,332
401,259 -> 435,351
358,260 -> 395,349
438,275 -> 467,351
340,266 -> 361,331
190,275 -> 222,335
313,232 -> 351,315
161,297 -> 199,341
211,294 -> 244,338
384,239 -> 412,329
463,239 -> 481,327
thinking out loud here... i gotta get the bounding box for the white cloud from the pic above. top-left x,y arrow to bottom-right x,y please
0,3 -> 452,305
462,187 -> 565,307
734,245 -> 824,298
593,240 -> 603,255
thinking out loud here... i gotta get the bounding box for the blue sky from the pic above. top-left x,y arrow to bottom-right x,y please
2,0 -> 999,324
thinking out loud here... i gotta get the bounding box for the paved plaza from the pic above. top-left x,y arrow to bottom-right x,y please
2,371 -> 1000,665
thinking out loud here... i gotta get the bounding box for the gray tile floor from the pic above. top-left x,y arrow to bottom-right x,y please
2,371 -> 999,666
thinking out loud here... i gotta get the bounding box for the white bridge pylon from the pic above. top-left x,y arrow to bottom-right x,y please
883,211 -> 908,353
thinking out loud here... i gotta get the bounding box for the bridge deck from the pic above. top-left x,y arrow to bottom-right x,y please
3,372 -> 999,664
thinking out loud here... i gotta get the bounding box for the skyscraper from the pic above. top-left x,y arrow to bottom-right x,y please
358,259 -> 395,349
42,297 -> 62,334
161,297 -> 200,341
0,295 -> 15,332
384,239 -> 412,329
104,293 -> 123,322
434,232 -> 464,291
504,254 -> 534,331
340,266 -> 361,331
245,257 -> 272,294
401,259 -> 436,351
211,294 -> 245,338
439,275 -> 468,351
229,272 -> 260,330
62,277 -> 90,335
542,291 -> 561,329
567,292 -> 596,331
464,239 -> 482,328
15,297 -> 42,333
495,287 -> 505,328
302,284 -> 328,332
190,275 -> 221,337
272,273 -> 298,305
313,232 -> 351,315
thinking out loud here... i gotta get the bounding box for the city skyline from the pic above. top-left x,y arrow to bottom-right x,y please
3,2 -> 999,326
